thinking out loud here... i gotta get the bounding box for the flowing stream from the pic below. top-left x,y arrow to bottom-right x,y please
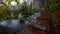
0,12 -> 46,34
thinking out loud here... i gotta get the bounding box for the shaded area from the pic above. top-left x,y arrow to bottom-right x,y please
0,12 -> 41,34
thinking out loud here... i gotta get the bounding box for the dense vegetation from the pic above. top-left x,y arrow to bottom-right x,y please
0,0 -> 60,20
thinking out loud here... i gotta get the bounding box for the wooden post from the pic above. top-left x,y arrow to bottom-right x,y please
48,14 -> 54,34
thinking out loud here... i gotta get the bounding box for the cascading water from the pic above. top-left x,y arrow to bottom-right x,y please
18,13 -> 22,19
11,12 -> 14,18
0,12 -> 46,34
24,12 -> 41,24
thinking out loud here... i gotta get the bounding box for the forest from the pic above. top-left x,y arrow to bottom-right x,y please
0,0 -> 60,34
0,0 -> 60,20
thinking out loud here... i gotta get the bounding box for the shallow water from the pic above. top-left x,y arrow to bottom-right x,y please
0,12 -> 42,34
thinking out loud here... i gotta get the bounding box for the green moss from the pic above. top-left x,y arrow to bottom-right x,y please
0,10 -> 4,15
14,12 -> 18,18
